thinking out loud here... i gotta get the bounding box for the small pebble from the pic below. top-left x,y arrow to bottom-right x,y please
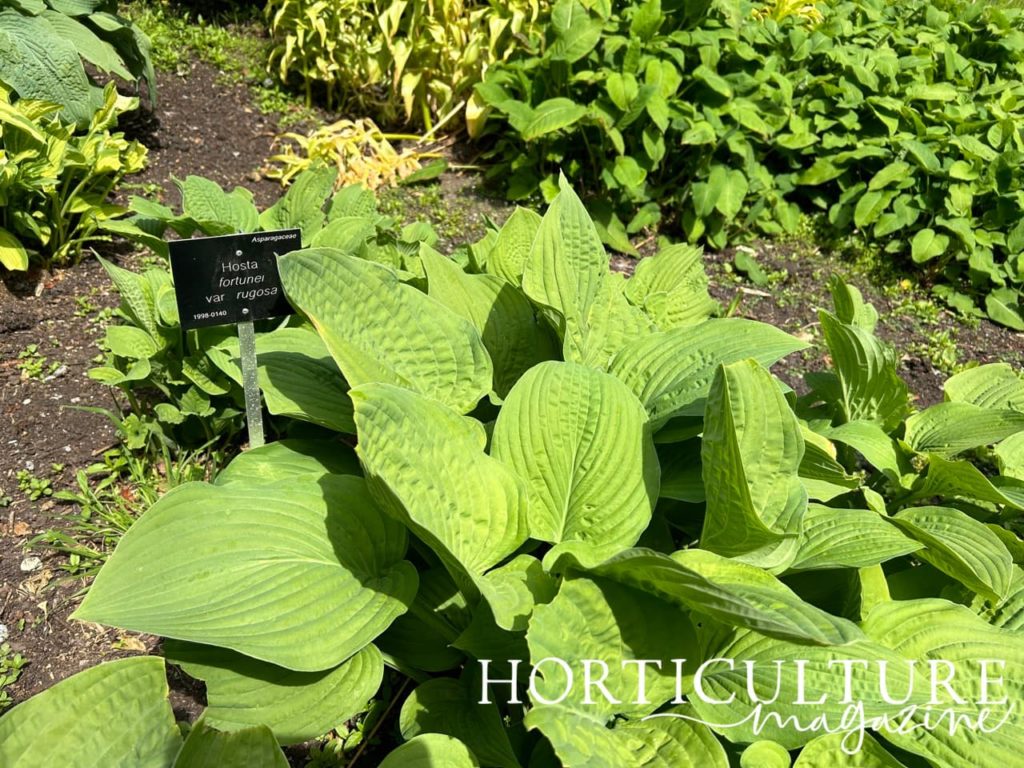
0,624 -> 7,644
20,556 -> 42,573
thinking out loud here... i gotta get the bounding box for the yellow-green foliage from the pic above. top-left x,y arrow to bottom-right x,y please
265,0 -> 547,129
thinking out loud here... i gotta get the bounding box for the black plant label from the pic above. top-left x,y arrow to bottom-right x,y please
169,229 -> 300,330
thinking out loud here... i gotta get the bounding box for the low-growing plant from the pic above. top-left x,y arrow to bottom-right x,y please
0,84 -> 147,271
3,177 -> 1023,767
0,0 -> 155,126
475,0 -> 1024,327
265,0 -> 548,129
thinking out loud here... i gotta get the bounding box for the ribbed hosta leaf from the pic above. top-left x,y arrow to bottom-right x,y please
995,433 -> 1024,480
824,421 -> 905,480
278,248 -> 492,414
420,245 -> 556,397
891,506 -> 1013,600
610,319 -> 807,425
700,360 -> 807,572
576,273 -> 657,369
75,476 -> 416,671
624,243 -> 718,329
399,673 -> 519,768
799,428 -> 861,501
0,658 -> 180,768
944,363 -> 1024,411
904,402 -> 1024,456
546,544 -> 862,647
521,175 -> 608,361
818,311 -> 909,433
912,454 -> 1024,512
213,440 -> 360,485
172,719 -> 287,768
164,641 -> 383,745
351,383 -> 528,581
970,566 -> 1024,632
795,733 -> 907,767
208,326 -> 354,433
378,735 -> 480,767
491,361 -> 658,549
790,505 -> 921,571
487,206 -> 542,285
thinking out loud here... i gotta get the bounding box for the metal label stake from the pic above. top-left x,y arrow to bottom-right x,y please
237,310 -> 265,449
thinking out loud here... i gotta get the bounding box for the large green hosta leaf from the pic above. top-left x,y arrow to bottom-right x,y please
790,505 -> 921,571
890,506 -> 1013,600
794,733 -> 907,767
420,245 -> 556,397
487,206 -> 542,286
944,364 -> 1024,411
524,576 -> 728,767
624,243 -> 718,329
351,383 -> 528,583
700,360 -> 807,572
278,248 -> 492,414
903,403 -> 1024,456
208,326 -> 354,434
609,319 -> 807,426
491,361 -> 658,549
164,641 -> 383,745
213,439 -> 360,485
172,719 -> 287,768
547,544 -> 863,645
909,454 -> 1024,513
0,657 -> 181,768
521,174 -> 608,361
378,734 -> 480,767
75,476 -> 416,672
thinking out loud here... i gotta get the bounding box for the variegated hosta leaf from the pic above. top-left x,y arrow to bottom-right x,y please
609,318 -> 808,426
164,640 -> 383,745
890,506 -> 1013,601
700,360 -> 807,572
817,311 -> 909,433
378,734 -> 480,768
278,247 -> 492,414
420,244 -> 556,397
487,206 -> 542,285
0,658 -> 181,768
944,363 -> 1024,411
789,505 -> 922,572
794,733 -> 907,767
173,718 -> 288,768
213,439 -> 361,486
491,361 -> 659,549
546,543 -> 863,646
75,476 -> 417,672
903,402 -> 1024,457
624,243 -> 718,329
208,326 -> 355,434
351,383 -> 528,584
399,672 -> 520,768
521,174 -> 608,361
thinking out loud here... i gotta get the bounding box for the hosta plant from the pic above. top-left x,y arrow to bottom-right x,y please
5,177 -> 1024,767
475,0 -> 1024,327
0,83 -> 146,271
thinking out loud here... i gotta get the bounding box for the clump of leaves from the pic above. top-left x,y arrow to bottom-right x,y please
0,84 -> 147,272
474,0 -> 1024,327
265,118 -> 446,189
265,0 -> 548,129
3,177 -> 1023,767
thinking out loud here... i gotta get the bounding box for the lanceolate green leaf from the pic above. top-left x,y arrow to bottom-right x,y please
790,505 -> 922,571
609,319 -> 808,425
911,454 -> 1024,513
522,175 -> 608,361
278,248 -> 493,414
420,245 -> 556,397
700,360 -> 807,571
904,402 -> 1024,456
0,657 -> 180,768
521,97 -> 587,141
487,206 -> 542,286
546,544 -> 863,646
351,383 -> 528,582
75,476 -> 417,672
491,361 -> 658,549
164,641 -> 383,746
891,506 -> 1013,600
